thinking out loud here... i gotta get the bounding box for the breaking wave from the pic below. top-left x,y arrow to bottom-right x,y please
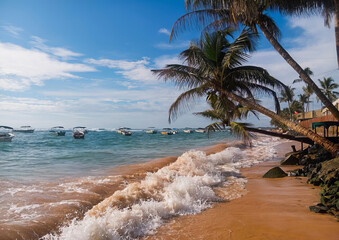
43,138 -> 280,240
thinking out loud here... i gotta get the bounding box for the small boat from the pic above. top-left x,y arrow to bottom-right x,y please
121,130 -> 132,136
195,128 -> 206,133
145,127 -> 157,134
161,131 -> 173,135
50,126 -> 66,136
117,127 -> 131,134
145,129 -> 157,134
0,126 -> 14,142
13,126 -> 35,133
183,129 -> 193,133
161,128 -> 173,135
72,127 -> 87,139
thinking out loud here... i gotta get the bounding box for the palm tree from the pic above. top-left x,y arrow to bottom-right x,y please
293,67 -> 314,111
153,29 -> 339,154
299,93 -> 308,115
279,85 -> 295,120
302,84 -> 314,112
318,77 -> 339,102
293,67 -> 313,84
170,0 -> 339,121
194,93 -> 257,145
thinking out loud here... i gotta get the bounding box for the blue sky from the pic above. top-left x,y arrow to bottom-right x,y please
0,0 -> 337,129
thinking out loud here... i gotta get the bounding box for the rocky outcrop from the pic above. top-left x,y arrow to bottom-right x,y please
280,154 -> 299,165
263,167 -> 287,178
284,145 -> 338,216
308,158 -> 339,215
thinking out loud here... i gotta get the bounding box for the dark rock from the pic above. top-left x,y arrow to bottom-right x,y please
309,203 -> 328,213
285,148 -> 309,157
280,155 -> 299,165
308,144 -> 320,154
263,167 -> 287,178
317,158 -> 339,185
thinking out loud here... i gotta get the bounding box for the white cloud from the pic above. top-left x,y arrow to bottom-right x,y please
249,16 -> 337,87
86,57 -> 157,83
31,36 -> 83,59
2,25 -> 23,37
154,55 -> 182,68
86,55 -> 184,85
158,28 -> 170,35
0,84 -> 211,128
245,15 -> 338,125
0,42 -> 96,91
155,41 -> 190,50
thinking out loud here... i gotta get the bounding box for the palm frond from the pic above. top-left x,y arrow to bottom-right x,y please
168,85 -> 207,123
152,65 -> 205,89
170,9 -> 231,41
230,122 -> 254,146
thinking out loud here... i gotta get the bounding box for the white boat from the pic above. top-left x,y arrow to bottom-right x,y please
72,127 -> 87,139
121,130 -> 132,136
50,126 -> 66,136
183,129 -> 193,133
13,126 -> 35,133
145,127 -> 157,134
117,127 -> 131,134
0,126 -> 14,142
195,128 -> 206,133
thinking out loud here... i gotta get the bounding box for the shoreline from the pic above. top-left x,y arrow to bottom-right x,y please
143,141 -> 339,240
0,138 -> 240,240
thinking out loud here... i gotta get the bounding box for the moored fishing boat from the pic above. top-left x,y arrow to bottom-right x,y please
0,126 -> 14,142
72,127 -> 87,139
117,127 -> 131,134
145,127 -> 157,134
195,128 -> 206,133
13,126 -> 35,133
161,128 -> 173,135
183,128 -> 193,133
49,126 -> 66,136
121,130 -> 132,136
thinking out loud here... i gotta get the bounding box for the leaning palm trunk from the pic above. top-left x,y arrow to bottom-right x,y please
258,23 -> 339,121
224,90 -> 339,154
335,0 -> 339,68
287,100 -> 292,120
243,127 -> 313,144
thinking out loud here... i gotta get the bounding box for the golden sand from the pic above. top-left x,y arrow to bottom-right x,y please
144,141 -> 339,240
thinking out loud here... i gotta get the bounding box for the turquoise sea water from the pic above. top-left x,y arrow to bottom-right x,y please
0,129 -> 282,240
0,129 -> 232,182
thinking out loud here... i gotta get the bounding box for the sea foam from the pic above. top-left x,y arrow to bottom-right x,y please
43,137 -> 281,240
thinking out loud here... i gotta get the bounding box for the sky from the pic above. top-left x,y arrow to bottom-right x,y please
0,0 -> 338,129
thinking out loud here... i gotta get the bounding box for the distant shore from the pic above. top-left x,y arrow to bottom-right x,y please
144,141 -> 339,240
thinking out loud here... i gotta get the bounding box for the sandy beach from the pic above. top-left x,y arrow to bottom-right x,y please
144,141 -> 339,240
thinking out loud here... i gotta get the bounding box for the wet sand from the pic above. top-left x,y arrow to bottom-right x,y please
144,141 -> 339,240
0,141 -> 238,240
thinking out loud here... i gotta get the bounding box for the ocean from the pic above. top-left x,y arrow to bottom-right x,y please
0,129 -> 281,239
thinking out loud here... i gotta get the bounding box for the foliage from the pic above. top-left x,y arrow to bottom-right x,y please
153,29 -> 286,124
270,108 -> 290,130
318,77 -> 339,102
194,99 -> 257,145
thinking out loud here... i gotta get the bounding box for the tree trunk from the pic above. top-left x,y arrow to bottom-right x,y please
288,100 -> 292,120
243,126 -> 313,144
258,23 -> 339,121
224,90 -> 339,154
335,0 -> 339,68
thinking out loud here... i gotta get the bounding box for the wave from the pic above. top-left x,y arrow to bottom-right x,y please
42,137 -> 280,240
